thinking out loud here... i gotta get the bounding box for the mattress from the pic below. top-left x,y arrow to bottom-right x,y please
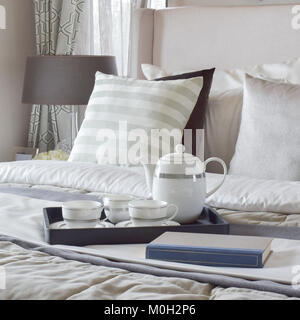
0,160 -> 300,300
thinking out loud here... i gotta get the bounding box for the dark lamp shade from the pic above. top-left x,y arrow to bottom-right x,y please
22,55 -> 118,105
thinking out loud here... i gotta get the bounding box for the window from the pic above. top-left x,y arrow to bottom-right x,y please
149,0 -> 166,8
92,0 -> 166,76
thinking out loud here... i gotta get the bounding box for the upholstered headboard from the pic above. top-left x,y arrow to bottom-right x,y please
130,5 -> 300,172
130,5 -> 300,79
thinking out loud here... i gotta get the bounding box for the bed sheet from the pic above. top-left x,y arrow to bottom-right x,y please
1,161 -> 300,299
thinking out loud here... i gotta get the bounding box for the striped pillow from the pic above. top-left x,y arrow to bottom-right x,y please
69,72 -> 203,165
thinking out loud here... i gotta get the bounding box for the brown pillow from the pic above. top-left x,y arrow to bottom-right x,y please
155,68 -> 215,155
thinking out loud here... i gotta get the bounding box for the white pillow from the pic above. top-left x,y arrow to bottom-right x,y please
229,74 -> 300,181
69,71 -> 203,165
142,63 -> 195,80
204,88 -> 243,173
211,57 -> 300,93
141,64 -> 169,80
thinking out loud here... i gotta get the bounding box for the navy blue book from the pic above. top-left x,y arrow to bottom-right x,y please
146,232 -> 272,268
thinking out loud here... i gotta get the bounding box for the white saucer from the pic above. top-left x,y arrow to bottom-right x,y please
115,220 -> 180,228
50,221 -> 114,229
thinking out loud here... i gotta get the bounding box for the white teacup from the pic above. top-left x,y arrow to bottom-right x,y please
62,200 -> 103,229
103,194 -> 135,224
128,200 -> 178,226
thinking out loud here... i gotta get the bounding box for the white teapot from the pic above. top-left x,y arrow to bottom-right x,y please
142,144 -> 227,224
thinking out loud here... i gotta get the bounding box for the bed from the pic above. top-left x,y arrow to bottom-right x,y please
1,5 -> 300,300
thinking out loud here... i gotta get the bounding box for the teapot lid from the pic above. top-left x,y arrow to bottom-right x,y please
157,144 -> 204,175
161,144 -> 196,163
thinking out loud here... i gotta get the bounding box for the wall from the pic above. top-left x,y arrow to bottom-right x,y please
168,0 -> 300,6
0,0 -> 34,162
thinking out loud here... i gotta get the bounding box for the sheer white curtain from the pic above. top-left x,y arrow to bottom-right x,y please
91,0 -> 166,76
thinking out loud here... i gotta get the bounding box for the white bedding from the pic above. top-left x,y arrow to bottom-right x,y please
0,161 -> 300,284
206,173 -> 300,215
1,160 -> 300,299
2,160 -> 300,215
0,191 -> 299,286
1,241 -> 295,300
0,160 -> 148,198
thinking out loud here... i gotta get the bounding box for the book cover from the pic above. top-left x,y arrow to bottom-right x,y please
145,232 -> 273,268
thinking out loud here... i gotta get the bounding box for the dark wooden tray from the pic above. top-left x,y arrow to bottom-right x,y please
43,206 -> 229,246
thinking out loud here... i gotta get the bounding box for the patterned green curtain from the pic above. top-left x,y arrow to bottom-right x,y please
28,0 -> 88,153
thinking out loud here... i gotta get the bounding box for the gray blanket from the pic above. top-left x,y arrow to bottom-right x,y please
1,186 -> 300,298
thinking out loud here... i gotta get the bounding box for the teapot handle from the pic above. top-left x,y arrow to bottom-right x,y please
204,157 -> 227,197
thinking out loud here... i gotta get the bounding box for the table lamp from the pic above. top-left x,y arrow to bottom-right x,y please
22,55 -> 117,145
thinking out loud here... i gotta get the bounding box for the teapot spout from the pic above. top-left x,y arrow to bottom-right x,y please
141,163 -> 155,199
